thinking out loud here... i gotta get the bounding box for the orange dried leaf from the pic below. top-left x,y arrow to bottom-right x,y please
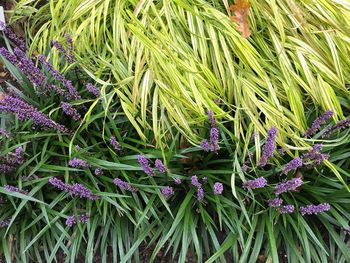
230,0 -> 251,38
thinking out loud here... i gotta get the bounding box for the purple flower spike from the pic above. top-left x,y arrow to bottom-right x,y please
86,83 -> 100,97
304,110 -> 333,137
61,102 -> 81,120
207,109 -> 216,127
4,185 -> 27,194
64,33 -> 74,64
277,205 -> 295,214
200,139 -> 210,152
110,136 -> 122,151
68,158 -> 90,168
0,164 -> 15,174
13,48 -> 46,86
70,183 -> 98,200
268,198 -> 283,207
275,177 -> 303,196
78,213 -> 90,224
94,168 -> 103,176
137,155 -> 154,176
282,157 -> 303,175
259,127 -> 277,167
49,177 -> 69,191
174,178 -> 182,185
213,182 -> 223,195
114,178 -> 137,192
322,117 -> 350,138
243,177 -> 267,190
66,213 -> 89,227
0,94 -> 69,134
0,22 -> 26,51
66,215 -> 76,227
197,187 -> 204,201
39,55 -> 80,100
302,144 -> 329,168
300,203 -> 330,215
209,127 -> 220,152
191,175 -> 201,188
52,40 -> 66,56
48,177 -> 97,200
155,159 -> 167,173
161,186 -> 174,199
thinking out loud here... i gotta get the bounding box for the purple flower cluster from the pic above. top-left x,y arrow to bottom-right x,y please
155,159 -> 167,173
61,102 -> 81,120
0,164 -> 16,174
191,175 -> 204,201
282,157 -> 302,175
275,177 -> 303,196
110,136 -> 122,151
0,22 -> 26,51
207,110 -> 216,127
191,175 -> 201,188
15,146 -> 24,164
65,213 -> 89,227
94,168 -> 103,176
302,144 -> 329,168
70,183 -> 97,199
137,155 -> 154,176
86,83 -> 100,97
52,34 -> 74,64
48,177 -> 97,200
200,109 -> 219,153
161,186 -> 174,199
174,178 -> 182,185
209,127 -> 220,152
322,117 -> 350,138
78,213 -> 90,224
64,33 -> 74,64
0,47 -> 46,87
304,110 -> 333,137
4,185 -> 28,194
0,94 -> 69,133
213,182 -> 223,195
197,187 -> 204,201
200,139 -> 210,152
277,205 -> 295,214
38,55 -> 80,100
52,40 -> 66,57
113,178 -> 137,192
243,177 -> 267,189
68,158 -> 91,168
268,198 -> 283,207
65,215 -> 76,227
259,127 -> 277,167
300,203 -> 330,215
0,218 -> 11,228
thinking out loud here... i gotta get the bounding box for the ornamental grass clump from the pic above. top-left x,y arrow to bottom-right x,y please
17,0 -> 350,149
1,14 -> 350,263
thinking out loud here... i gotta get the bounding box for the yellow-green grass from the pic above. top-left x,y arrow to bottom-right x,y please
12,0 -> 350,150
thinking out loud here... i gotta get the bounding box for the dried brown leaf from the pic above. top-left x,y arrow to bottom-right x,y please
229,0 -> 251,38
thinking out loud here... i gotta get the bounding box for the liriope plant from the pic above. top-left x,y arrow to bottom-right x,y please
11,0 -> 350,149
